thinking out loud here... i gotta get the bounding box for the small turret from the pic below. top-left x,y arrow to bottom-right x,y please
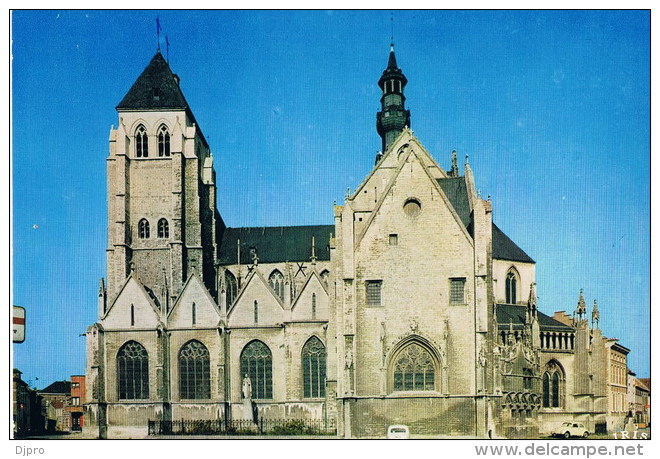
376,44 -> 411,155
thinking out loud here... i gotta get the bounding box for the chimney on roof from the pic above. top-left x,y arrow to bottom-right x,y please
173,74 -> 180,86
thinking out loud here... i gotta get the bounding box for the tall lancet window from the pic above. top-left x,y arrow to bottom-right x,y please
225,270 -> 237,309
240,341 -> 273,399
117,341 -> 149,400
157,124 -> 170,157
505,270 -> 518,304
311,293 -> 317,320
135,125 -> 148,157
269,270 -> 285,301
302,336 -> 326,398
179,340 -> 210,399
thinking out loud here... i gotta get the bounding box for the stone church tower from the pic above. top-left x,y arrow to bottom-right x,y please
104,51 -> 220,309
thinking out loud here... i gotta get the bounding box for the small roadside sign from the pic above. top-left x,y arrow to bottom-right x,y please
13,306 -> 25,343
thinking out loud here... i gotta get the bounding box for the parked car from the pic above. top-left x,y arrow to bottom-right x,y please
552,422 -> 590,439
387,425 -> 410,439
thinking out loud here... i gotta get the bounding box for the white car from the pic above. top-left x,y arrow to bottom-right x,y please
387,425 -> 410,439
552,422 -> 590,439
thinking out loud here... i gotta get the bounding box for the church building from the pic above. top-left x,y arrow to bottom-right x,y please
85,44 -> 616,439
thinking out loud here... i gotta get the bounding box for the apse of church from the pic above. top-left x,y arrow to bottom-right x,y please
85,45 -> 616,439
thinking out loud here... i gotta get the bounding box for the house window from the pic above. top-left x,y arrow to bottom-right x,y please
506,270 -> 518,304
135,125 -> 148,157
179,340 -> 210,399
157,125 -> 170,157
70,397 -> 80,406
366,280 -> 382,306
450,278 -> 466,304
269,270 -> 285,301
392,342 -> 436,392
157,218 -> 169,238
117,341 -> 149,400
240,341 -> 273,399
302,336 -> 326,398
389,234 -> 398,245
138,219 -> 150,239
191,302 -> 196,325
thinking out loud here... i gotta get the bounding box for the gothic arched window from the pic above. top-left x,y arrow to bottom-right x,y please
302,336 -> 326,398
542,360 -> 564,408
225,270 -> 237,309
157,218 -> 169,238
240,340 -> 272,399
135,125 -> 148,158
391,342 -> 437,392
157,124 -> 170,157
117,341 -> 149,400
138,218 -> 150,239
179,340 -> 210,399
269,270 -> 285,301
505,270 -> 518,304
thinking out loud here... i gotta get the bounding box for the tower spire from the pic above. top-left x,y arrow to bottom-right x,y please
376,43 -> 410,156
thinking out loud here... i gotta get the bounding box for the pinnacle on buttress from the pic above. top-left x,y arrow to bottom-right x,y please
591,299 -> 600,329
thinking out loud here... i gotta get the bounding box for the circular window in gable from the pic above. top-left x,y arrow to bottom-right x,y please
403,198 -> 422,218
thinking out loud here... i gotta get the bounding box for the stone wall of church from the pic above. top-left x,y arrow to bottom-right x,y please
343,396 -> 477,438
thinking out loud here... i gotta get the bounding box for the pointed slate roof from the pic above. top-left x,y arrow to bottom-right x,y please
116,52 -> 190,110
378,43 -> 407,88
437,176 -> 535,263
492,224 -> 535,263
217,225 -> 334,265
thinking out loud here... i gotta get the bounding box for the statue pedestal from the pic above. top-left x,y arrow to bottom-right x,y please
243,399 -> 255,422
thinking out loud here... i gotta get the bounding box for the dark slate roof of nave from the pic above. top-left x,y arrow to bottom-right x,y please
116,52 -> 190,110
496,303 -> 574,331
217,225 -> 334,265
437,176 -> 535,264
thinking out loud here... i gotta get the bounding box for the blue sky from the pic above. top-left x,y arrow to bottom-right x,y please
11,10 -> 650,387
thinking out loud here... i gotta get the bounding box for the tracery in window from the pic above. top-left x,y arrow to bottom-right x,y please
157,218 -> 169,238
138,219 -> 150,239
302,336 -> 326,398
135,125 -> 148,157
542,360 -> 564,408
240,340 -> 272,399
117,341 -> 149,400
179,340 -> 210,399
269,270 -> 285,301
157,124 -> 170,157
392,342 -> 436,392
